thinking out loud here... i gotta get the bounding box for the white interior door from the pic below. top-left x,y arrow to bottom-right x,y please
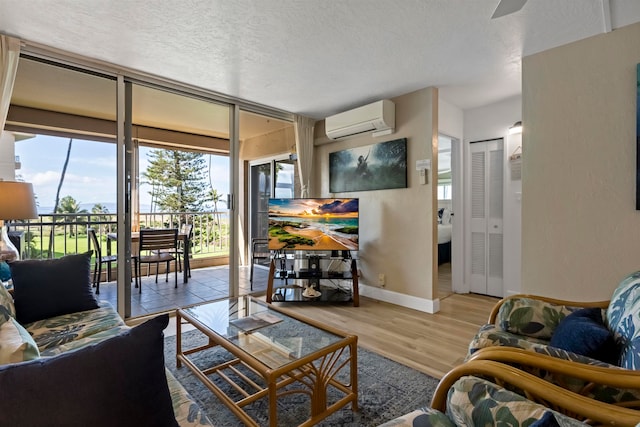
468,138 -> 504,297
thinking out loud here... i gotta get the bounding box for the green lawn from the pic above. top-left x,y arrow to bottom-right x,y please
28,232 -> 228,261
29,232 -> 93,259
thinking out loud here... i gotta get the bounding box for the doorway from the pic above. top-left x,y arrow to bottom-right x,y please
249,157 -> 297,244
248,156 -> 297,290
437,134 -> 455,299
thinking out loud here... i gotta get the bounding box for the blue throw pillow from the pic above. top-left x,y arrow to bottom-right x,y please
10,251 -> 98,324
0,261 -> 10,282
0,314 -> 178,427
549,307 -> 619,364
530,411 -> 561,427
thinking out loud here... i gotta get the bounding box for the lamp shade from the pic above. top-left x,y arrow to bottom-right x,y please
0,181 -> 38,220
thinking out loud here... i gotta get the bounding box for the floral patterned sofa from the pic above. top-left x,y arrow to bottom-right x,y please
466,270 -> 640,409
0,252 -> 213,426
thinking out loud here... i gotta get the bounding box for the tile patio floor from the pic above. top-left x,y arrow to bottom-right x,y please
96,263 -> 271,318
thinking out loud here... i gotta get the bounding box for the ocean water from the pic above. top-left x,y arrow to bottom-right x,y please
273,216 -> 358,231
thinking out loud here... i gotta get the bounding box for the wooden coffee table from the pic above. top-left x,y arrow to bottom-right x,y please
176,296 -> 358,427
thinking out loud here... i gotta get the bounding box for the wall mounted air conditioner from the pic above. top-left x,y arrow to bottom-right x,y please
325,99 -> 395,140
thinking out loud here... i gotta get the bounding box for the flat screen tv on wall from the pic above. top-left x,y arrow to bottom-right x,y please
268,198 -> 359,251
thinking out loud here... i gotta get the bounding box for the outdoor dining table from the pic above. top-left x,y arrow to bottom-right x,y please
106,230 -> 191,284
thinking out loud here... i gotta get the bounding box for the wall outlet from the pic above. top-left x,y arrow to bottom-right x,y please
378,273 -> 385,287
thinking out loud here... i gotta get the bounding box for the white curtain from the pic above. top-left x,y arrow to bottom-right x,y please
294,115 -> 315,197
0,35 -> 20,136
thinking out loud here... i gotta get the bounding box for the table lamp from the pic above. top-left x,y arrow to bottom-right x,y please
0,181 -> 38,262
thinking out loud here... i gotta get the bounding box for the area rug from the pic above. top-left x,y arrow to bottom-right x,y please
164,330 -> 440,426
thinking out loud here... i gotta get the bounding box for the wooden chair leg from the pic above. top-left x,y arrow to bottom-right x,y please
165,260 -> 169,282
174,260 -> 178,288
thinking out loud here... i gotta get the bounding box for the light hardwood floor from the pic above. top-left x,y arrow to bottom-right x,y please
273,292 -> 499,379
155,265 -> 498,380
438,262 -> 453,299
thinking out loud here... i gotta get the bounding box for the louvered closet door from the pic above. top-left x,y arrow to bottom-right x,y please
469,139 -> 503,297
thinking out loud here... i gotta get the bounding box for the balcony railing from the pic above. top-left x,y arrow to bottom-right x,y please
8,211 -> 230,260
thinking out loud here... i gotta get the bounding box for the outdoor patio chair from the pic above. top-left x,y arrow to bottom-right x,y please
135,228 -> 178,293
151,223 -> 192,278
88,228 -> 117,295
250,238 -> 269,289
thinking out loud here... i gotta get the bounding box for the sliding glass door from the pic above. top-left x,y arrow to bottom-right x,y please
128,82 -> 232,316
249,157 -> 297,244
10,47 -> 295,319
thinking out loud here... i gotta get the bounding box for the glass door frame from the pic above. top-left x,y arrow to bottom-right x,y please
248,154 -> 296,246
120,77 -> 237,312
16,42 -> 294,319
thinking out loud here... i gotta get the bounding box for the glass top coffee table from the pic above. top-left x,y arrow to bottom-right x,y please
176,296 -> 358,427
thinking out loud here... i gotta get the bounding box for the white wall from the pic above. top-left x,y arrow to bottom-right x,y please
310,87 -> 521,309
314,87 -> 440,313
522,21 -> 640,300
439,98 -> 464,139
464,95 -> 521,143
504,130 -> 522,296
464,95 -> 522,296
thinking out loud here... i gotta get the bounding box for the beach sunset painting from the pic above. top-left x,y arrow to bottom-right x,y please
268,198 -> 359,251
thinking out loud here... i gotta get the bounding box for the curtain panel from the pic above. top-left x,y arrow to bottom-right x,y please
0,35 -> 20,137
294,115 -> 315,197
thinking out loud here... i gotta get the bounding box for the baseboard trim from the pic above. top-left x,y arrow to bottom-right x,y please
360,284 -> 440,314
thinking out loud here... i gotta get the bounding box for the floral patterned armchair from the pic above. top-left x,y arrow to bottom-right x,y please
466,271 -> 640,408
380,359 -> 640,426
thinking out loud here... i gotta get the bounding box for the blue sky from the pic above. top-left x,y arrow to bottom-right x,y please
15,135 -> 230,213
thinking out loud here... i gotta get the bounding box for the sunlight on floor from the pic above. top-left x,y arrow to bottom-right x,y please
98,264 -> 270,319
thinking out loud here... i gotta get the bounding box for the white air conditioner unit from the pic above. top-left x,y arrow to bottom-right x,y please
325,100 -> 395,140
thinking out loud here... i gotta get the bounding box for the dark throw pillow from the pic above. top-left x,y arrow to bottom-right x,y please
10,251 -> 98,324
0,314 -> 178,427
550,307 -> 619,364
530,411 -> 561,427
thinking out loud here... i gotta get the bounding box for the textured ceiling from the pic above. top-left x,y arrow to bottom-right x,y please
2,0 -> 640,119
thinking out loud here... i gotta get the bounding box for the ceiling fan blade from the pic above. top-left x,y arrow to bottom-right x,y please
491,0 -> 527,19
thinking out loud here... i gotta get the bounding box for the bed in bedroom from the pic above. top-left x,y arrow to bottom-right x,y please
438,208 -> 452,265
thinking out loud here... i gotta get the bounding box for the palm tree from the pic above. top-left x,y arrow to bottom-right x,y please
48,138 -> 73,257
91,204 -> 110,234
53,139 -> 73,214
56,195 -> 88,238
207,188 -> 223,250
209,189 -> 221,223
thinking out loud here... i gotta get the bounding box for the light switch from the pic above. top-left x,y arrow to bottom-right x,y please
419,169 -> 427,185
